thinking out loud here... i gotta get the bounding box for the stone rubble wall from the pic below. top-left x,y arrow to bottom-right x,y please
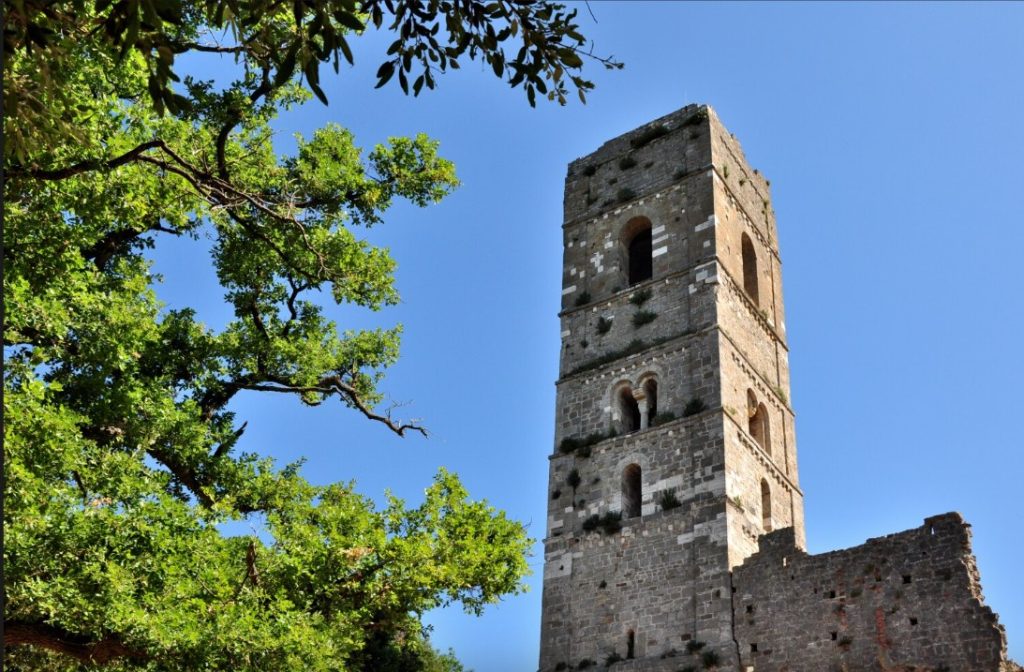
732,513 -> 1011,672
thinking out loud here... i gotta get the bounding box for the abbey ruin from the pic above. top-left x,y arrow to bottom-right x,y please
538,105 -> 1015,672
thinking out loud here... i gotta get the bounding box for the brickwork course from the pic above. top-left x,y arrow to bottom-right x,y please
538,105 -> 1016,672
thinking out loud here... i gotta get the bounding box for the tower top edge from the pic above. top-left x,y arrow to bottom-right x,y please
567,103 -> 717,168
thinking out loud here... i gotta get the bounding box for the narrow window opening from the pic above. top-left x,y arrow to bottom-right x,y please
746,605 -> 754,614
829,590 -> 836,599
830,631 -> 838,641
620,387 -> 641,433
910,617 -> 918,626
628,228 -> 653,285
747,392 -> 771,456
622,464 -> 642,519
750,643 -> 758,653
643,378 -> 658,423
761,479 -> 773,532
626,630 -> 636,659
741,232 -> 759,305
903,575 -> 912,584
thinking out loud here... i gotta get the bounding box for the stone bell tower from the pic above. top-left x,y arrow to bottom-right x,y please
539,105 -> 805,671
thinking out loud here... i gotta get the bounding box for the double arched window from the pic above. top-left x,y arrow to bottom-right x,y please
614,375 -> 661,434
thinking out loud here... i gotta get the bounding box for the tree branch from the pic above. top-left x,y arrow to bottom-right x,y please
146,446 -> 216,508
215,68 -> 273,181
6,140 -> 163,180
83,219 -> 181,270
237,374 -> 426,437
4,621 -> 147,665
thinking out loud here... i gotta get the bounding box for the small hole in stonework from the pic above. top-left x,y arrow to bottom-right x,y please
559,565 -> 564,571
903,575 -> 912,584
782,556 -> 788,567
750,643 -> 758,653
910,617 -> 918,626
731,586 -> 737,593
746,605 -> 754,614
713,589 -> 721,598
830,632 -> 838,641
929,524 -> 935,535
829,590 -> 836,599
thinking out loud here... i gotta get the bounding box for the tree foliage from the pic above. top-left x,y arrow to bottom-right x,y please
3,0 -> 618,668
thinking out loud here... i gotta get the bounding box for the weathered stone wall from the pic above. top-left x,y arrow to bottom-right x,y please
540,409 -> 737,669
732,513 -> 1012,672
541,106 -> 1013,672
542,104 -> 804,672
554,331 -> 719,451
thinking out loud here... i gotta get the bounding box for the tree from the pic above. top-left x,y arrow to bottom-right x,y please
3,1 -> 620,668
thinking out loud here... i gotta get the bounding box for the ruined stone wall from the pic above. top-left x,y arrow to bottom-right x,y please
732,513 -> 1012,672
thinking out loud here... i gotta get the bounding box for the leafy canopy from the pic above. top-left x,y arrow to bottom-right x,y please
3,0 -> 618,668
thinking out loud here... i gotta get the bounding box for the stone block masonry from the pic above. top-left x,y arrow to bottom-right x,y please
539,104 -> 1015,672
733,513 -> 1013,672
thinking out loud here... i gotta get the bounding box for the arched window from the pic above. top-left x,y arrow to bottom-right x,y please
747,390 -> 770,456
622,464 -> 642,518
741,233 -> 759,305
761,479 -> 773,531
625,218 -> 653,286
619,386 -> 641,434
643,378 -> 658,425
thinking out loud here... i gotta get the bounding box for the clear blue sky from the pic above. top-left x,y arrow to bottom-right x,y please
153,3 -> 1023,668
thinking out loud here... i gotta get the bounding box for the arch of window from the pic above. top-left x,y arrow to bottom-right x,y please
618,385 -> 641,434
761,479 -> 773,531
747,390 -> 771,456
623,216 -> 653,286
622,464 -> 642,519
741,232 -> 759,305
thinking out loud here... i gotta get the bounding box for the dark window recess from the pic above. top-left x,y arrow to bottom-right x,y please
627,630 -> 636,659
620,387 -> 641,433
830,632 -> 838,641
903,575 -> 912,584
910,617 -> 918,626
750,643 -> 758,653
746,605 -> 754,614
628,228 -> 653,285
741,232 -> 759,304
644,378 -> 658,420
760,478 -> 773,531
622,464 -> 642,518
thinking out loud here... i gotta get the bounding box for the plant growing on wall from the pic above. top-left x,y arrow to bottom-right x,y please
632,310 -> 658,328
629,287 -> 652,306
